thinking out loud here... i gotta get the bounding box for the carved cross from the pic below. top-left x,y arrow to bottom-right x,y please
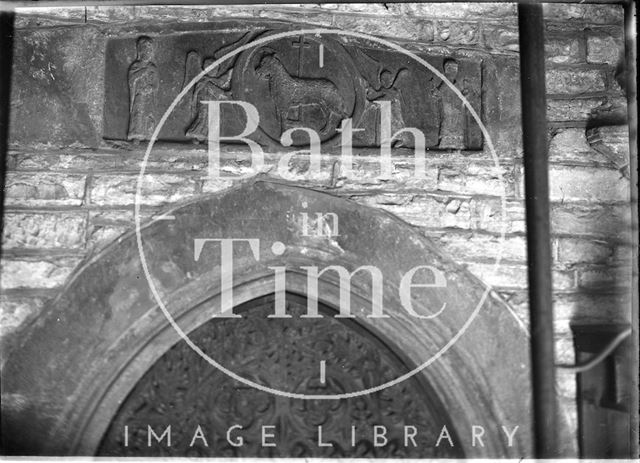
291,36 -> 311,77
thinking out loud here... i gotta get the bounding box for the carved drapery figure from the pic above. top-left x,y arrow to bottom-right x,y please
462,77 -> 483,148
185,53 -> 232,143
421,75 -> 443,147
438,59 -> 465,149
365,68 -> 412,147
127,37 -> 159,143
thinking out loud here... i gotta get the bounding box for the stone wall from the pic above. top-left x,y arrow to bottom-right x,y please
0,3 -> 633,450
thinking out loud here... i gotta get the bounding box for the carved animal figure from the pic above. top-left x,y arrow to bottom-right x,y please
255,52 -> 347,137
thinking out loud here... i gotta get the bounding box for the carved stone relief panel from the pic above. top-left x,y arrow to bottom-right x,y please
97,293 -> 463,457
104,27 -> 484,150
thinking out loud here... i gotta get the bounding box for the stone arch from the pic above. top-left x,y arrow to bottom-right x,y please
1,179 -> 541,456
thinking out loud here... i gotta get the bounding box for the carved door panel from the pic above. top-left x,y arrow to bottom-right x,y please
97,293 -> 463,457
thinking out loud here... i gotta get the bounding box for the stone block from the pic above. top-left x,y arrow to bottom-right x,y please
545,36 -> 584,64
3,173 -> 86,207
556,238 -> 613,265
543,4 -> 623,25
438,163 -> 515,196
332,15 -> 435,42
87,224 -> 132,253
436,232 -> 527,262
587,33 -> 623,65
553,291 -> 631,325
546,68 -> 606,94
0,295 -> 47,337
548,128 -> 609,164
550,203 -> 630,239
578,265 -> 632,289
547,166 -> 629,202
483,25 -> 519,52
0,257 -> 82,289
472,198 -> 527,234
90,174 -> 197,206
2,212 -> 86,250
467,262 -> 574,290
400,3 -> 517,20
547,97 -> 620,122
14,7 -> 86,27
9,27 -> 104,147
356,194 -> 465,229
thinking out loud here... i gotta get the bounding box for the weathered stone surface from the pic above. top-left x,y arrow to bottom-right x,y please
90,174 -> 197,206
332,3 -> 401,15
555,335 -> 577,370
545,36 -> 584,64
359,194 -> 471,229
438,163 -> 515,196
331,14 -> 435,42
399,3 -> 517,20
553,291 -> 631,325
87,224 -> 132,253
546,166 -> 629,202
578,265 -> 632,289
551,203 -> 630,238
546,68 -> 606,94
434,20 -> 480,44
483,25 -> 519,52
3,173 -> 86,206
0,295 -> 47,338
0,257 -> 82,289
543,4 -> 624,25
547,97 -> 624,122
13,6 -> 86,27
556,238 -> 613,265
89,209 -> 135,225
2,213 -> 86,250
358,194 -> 524,233
466,262 -> 574,290
587,33 -> 623,65
436,232 -> 526,261
9,27 -> 105,147
472,198 -> 526,234
586,125 -> 630,169
86,5 -> 258,23
548,128 -> 609,164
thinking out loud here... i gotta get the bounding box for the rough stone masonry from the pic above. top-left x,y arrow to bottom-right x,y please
0,2 -> 633,453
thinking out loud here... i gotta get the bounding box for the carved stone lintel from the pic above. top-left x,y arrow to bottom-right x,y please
105,29 -> 485,150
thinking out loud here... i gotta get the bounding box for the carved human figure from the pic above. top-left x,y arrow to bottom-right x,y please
185,55 -> 232,143
127,37 -> 159,143
364,68 -> 412,147
462,77 -> 483,149
438,59 -> 465,149
423,75 -> 442,147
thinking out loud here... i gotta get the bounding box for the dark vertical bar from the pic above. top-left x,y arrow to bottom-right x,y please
623,0 -> 638,458
518,3 -> 559,458
0,10 -> 15,259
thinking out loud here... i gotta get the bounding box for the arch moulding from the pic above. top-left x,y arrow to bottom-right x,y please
1,179 -> 556,457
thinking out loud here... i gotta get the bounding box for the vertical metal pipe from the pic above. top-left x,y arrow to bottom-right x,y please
623,0 -> 638,457
0,10 -> 15,258
518,3 -> 559,458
